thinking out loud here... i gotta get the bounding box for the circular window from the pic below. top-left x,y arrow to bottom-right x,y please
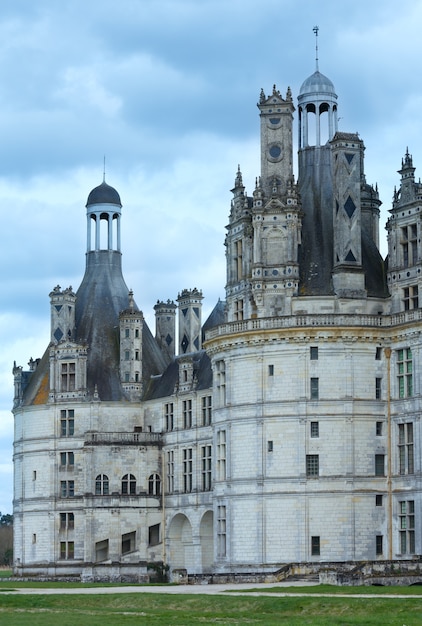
269,145 -> 282,159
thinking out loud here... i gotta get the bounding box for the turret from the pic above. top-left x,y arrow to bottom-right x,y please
387,150 -> 422,313
225,166 -> 253,321
177,288 -> 203,354
154,299 -> 177,362
258,84 -> 295,198
49,285 -> 76,343
119,290 -> 143,400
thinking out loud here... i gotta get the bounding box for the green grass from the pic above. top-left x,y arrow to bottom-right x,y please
0,591 -> 421,625
234,583 -> 422,595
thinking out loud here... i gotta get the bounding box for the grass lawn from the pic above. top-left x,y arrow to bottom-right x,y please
0,590 -> 421,625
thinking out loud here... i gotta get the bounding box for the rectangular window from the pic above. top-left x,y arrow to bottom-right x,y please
60,512 -> 74,530
183,448 -> 193,493
399,500 -> 415,554
310,421 -> 319,438
95,539 -> 109,562
375,454 -> 385,476
148,524 -> 160,546
376,421 -> 383,436
311,536 -> 320,556
268,364 -> 274,376
167,450 -> 174,493
398,423 -> 414,475
201,395 -> 212,426
403,285 -> 419,310
182,399 -> 192,429
201,445 -> 212,491
60,409 -> 74,437
217,430 -> 227,481
60,452 -> 74,467
60,480 -> 74,497
165,402 -> 174,431
235,239 -> 243,281
375,378 -> 382,400
306,454 -> 319,478
60,541 -> 74,560
267,440 -> 273,452
217,505 -> 227,557
121,531 -> 136,554
376,535 -> 383,556
216,360 -> 226,406
375,494 -> 383,507
61,362 -> 76,392
375,347 -> 382,360
310,346 -> 318,360
234,298 -> 244,321
125,328 -> 130,338
401,224 -> 418,268
397,348 -> 413,398
310,377 -> 319,400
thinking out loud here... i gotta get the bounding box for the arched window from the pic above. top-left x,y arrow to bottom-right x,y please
148,473 -> 161,496
95,474 -> 109,495
122,473 -> 136,495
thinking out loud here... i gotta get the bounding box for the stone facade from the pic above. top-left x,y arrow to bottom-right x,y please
12,64 -> 422,582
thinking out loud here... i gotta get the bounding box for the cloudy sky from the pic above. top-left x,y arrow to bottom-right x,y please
1,0 -> 422,513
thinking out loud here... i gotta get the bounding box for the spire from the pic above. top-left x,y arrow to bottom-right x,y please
234,164 -> 243,189
402,147 -> 413,169
398,147 -> 415,182
313,25 -> 319,71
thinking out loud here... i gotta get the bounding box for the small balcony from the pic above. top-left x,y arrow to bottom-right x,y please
84,431 -> 162,446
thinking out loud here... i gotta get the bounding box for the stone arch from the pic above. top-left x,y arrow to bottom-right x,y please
167,513 -> 194,571
199,510 -> 214,572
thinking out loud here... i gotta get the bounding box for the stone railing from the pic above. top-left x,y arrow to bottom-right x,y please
205,309 -> 422,341
85,431 -> 162,445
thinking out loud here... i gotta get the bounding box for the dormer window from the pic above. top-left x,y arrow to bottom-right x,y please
61,363 -> 75,392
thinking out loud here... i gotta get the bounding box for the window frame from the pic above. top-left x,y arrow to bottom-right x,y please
95,474 -> 109,496
311,536 -> 320,556
306,454 -> 319,478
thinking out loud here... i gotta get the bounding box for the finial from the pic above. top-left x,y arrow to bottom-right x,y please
313,25 -> 319,71
103,155 -> 106,183
234,164 -> 243,188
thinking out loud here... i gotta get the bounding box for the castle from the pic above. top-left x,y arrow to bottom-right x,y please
12,60 -> 422,582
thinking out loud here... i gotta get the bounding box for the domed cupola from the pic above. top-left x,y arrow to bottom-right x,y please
86,180 -> 122,207
85,178 -> 122,252
298,69 -> 338,148
298,29 -> 338,148
299,70 -> 336,99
